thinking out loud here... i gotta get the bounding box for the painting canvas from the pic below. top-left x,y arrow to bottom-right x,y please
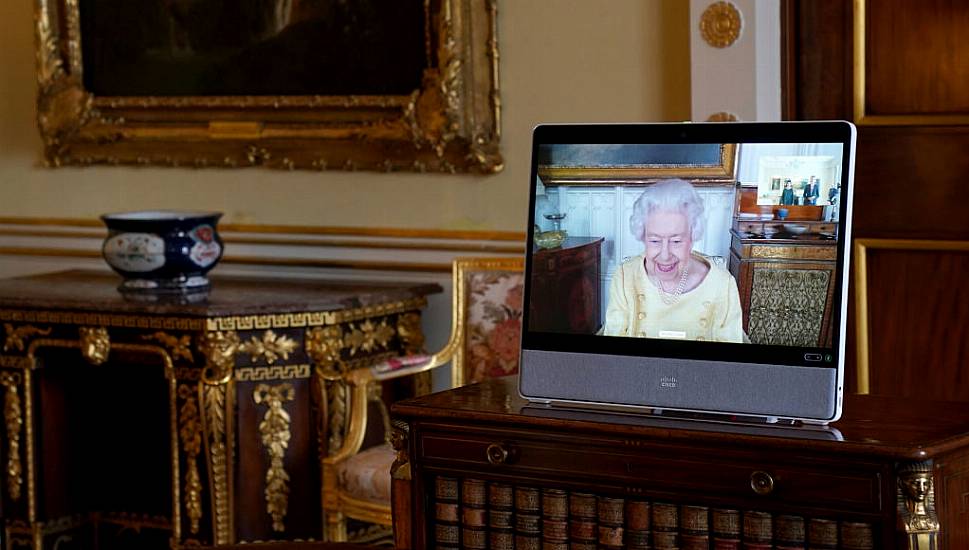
80,0 -> 425,96
36,0 -> 502,172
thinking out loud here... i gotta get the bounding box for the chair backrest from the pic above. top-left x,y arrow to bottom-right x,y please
449,257 -> 525,387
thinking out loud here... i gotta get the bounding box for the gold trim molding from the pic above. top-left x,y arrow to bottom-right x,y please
853,0 -> 969,126
1,371 -> 23,502
33,0 -> 502,172
854,238 -> 969,393
0,298 -> 427,333
538,144 -> 737,186
700,1 -> 743,48
236,364 -> 311,382
750,245 -> 837,261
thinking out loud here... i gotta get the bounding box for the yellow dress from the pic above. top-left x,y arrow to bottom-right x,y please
603,254 -> 745,343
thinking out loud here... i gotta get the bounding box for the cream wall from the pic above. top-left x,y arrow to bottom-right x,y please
0,0 -> 690,231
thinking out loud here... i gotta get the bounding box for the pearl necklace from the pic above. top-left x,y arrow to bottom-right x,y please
649,259 -> 690,306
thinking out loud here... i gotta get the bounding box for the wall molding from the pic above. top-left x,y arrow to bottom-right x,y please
0,217 -> 526,275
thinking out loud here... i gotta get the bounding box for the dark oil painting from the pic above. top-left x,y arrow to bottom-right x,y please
79,0 -> 427,96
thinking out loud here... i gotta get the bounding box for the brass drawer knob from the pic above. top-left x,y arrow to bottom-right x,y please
750,470 -> 775,495
486,443 -> 511,465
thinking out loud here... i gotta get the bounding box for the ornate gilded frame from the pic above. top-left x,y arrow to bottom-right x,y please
34,0 -> 502,173
538,143 -> 737,186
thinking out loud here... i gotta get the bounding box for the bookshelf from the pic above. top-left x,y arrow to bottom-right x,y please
391,377 -> 969,549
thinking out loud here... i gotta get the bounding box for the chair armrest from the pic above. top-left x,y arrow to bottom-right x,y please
322,367 -> 375,467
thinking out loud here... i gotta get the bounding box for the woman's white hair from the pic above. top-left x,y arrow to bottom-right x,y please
629,178 -> 706,243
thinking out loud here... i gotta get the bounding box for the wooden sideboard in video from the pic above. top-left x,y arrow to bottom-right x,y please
392,376 -> 969,549
728,228 -> 838,348
0,270 -> 439,549
528,237 -> 603,334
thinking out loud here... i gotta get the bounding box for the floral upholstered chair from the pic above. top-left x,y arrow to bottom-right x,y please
322,257 -> 524,542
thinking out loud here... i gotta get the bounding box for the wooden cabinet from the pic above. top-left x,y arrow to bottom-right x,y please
728,230 -> 838,347
392,377 -> 969,549
0,270 -> 439,549
528,237 -> 603,334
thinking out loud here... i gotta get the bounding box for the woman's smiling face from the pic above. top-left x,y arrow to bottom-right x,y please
644,209 -> 692,283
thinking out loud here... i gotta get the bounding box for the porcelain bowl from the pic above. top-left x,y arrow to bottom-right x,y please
100,210 -> 224,292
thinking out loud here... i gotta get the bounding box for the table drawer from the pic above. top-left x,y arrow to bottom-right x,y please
419,430 -> 882,514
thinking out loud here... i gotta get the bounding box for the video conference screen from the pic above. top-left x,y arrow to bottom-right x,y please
528,142 -> 846,363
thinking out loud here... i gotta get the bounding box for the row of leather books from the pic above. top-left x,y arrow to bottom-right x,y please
432,476 -> 875,549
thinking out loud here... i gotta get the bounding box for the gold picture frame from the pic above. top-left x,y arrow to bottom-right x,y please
34,0 -> 502,173
537,143 -> 737,186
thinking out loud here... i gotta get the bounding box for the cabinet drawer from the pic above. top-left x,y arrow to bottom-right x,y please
419,430 -> 882,514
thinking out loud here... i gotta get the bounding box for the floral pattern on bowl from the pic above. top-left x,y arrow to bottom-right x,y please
100,210 -> 224,292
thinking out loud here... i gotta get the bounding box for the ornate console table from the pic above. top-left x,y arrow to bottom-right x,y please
392,377 -> 969,549
0,270 -> 439,549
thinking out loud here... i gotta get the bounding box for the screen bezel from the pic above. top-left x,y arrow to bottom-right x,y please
521,121 -> 855,371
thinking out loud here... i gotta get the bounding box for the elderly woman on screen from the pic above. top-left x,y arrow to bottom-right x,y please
604,179 -> 745,343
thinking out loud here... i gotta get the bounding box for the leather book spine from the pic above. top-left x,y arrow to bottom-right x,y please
596,496 -> 625,549
839,521 -> 875,550
651,502 -> 679,550
460,478 -> 488,550
541,488 -> 569,549
712,508 -> 741,549
568,491 -> 598,550
514,486 -> 542,550
774,514 -> 806,549
625,499 -> 652,550
742,511 -> 773,548
680,504 -> 710,550
433,476 -> 460,550
808,518 -> 838,550
488,482 -> 515,550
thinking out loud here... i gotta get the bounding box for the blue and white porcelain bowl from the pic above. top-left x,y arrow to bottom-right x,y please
100,210 -> 224,292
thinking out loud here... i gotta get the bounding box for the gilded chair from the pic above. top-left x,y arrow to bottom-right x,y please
322,257 -> 524,541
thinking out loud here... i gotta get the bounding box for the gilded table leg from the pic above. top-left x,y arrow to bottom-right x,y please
897,460 -> 940,550
199,330 -> 240,546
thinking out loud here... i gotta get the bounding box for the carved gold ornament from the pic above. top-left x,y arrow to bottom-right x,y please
3,324 -> 52,353
254,383 -> 296,532
700,1 -> 743,48
305,326 -> 344,375
177,385 -> 203,534
79,327 -> 110,365
199,330 -> 240,384
143,332 -> 194,363
396,313 -> 425,354
897,461 -> 940,535
239,331 -> 298,365
1,372 -> 23,501
344,319 -> 396,357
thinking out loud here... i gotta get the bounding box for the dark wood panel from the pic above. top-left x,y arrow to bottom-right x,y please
785,0 -> 969,400
854,127 -> 969,239
866,0 -> 969,116
865,249 -> 969,400
786,0 -> 852,120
